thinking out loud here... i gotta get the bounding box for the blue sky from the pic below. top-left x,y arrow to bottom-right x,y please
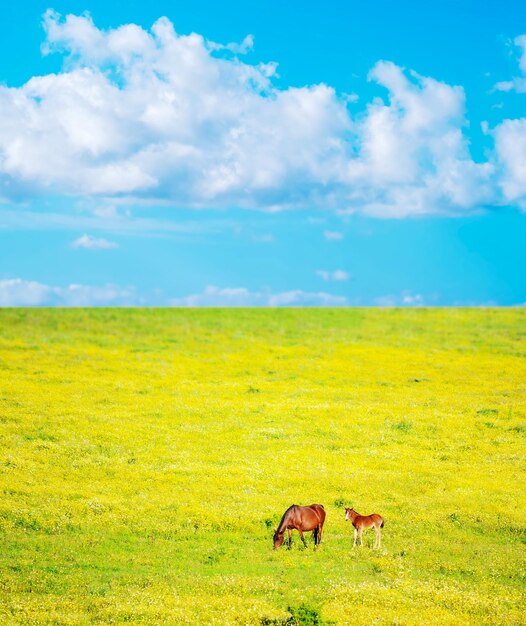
1,0 -> 525,306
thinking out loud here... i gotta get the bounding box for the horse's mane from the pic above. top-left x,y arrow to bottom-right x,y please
276,504 -> 296,534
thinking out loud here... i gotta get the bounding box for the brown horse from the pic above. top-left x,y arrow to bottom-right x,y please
345,507 -> 384,548
273,504 -> 326,549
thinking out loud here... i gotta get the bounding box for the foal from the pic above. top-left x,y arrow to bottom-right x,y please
345,507 -> 384,548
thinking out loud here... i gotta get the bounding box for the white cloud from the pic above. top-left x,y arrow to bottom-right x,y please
343,92 -> 359,103
316,269 -> 350,282
493,119 -> 526,205
170,285 -> 348,307
342,62 -> 495,216
494,80 -> 516,92
71,234 -> 118,249
0,279 -> 52,307
0,11 -> 350,208
491,34 -> 526,209
401,293 -> 424,305
324,230 -> 344,240
494,35 -> 526,93
267,290 -> 347,307
208,34 -> 255,55
0,11 -> 506,217
375,291 -> 426,307
0,278 -> 137,306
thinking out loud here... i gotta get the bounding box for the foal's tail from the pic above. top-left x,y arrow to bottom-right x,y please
381,519 -> 385,528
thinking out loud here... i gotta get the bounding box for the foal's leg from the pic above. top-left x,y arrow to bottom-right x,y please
353,527 -> 358,547
358,527 -> 363,546
375,525 -> 381,549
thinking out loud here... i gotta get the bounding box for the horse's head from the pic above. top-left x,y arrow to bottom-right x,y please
273,529 -> 285,549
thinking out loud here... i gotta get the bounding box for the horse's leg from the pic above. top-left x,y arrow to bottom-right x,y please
298,530 -> 308,548
353,527 -> 358,547
287,529 -> 292,549
313,527 -> 318,545
317,525 -> 322,545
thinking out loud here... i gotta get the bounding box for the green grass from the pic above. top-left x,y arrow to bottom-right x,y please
0,308 -> 525,624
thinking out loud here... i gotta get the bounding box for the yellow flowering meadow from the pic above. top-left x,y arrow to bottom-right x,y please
0,308 -> 524,625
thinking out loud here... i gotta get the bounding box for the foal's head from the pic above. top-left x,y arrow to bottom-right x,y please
344,507 -> 356,521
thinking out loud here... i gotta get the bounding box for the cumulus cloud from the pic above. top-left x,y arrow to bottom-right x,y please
493,119 -> 526,206
71,234 -> 118,249
0,11 -> 505,216
170,285 -> 348,307
492,34 -> 526,209
0,11 -> 349,208
0,278 -> 136,306
316,269 -> 350,281
341,62 -> 495,216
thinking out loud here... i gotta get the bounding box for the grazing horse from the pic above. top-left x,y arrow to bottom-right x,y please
345,507 -> 384,548
273,504 -> 326,549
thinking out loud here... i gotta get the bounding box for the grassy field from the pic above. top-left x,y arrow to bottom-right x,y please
0,308 -> 525,625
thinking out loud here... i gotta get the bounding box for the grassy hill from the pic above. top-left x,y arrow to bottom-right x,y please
0,309 -> 524,624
